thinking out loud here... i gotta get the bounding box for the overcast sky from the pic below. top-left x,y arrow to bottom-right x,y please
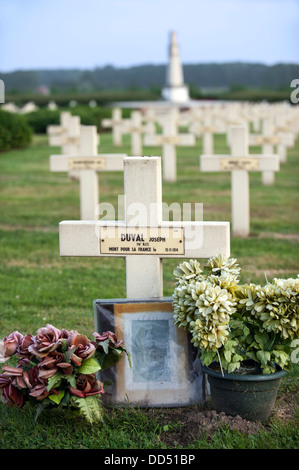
1,0 -> 298,72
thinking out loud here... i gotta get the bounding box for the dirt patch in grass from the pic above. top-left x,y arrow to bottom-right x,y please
146,392 -> 298,447
149,404 -> 262,447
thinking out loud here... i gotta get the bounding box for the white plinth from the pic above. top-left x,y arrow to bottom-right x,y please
162,86 -> 190,103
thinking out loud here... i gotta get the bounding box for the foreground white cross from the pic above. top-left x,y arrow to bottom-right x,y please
200,126 -> 280,237
144,109 -> 195,182
59,156 -> 230,298
50,125 -> 125,220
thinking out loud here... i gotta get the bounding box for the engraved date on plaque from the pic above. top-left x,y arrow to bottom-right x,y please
220,157 -> 259,171
100,227 -> 185,255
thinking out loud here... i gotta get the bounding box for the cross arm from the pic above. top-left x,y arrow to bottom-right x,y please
144,134 -> 195,146
59,220 -> 230,259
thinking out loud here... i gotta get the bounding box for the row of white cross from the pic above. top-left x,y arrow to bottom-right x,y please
47,103 -> 298,237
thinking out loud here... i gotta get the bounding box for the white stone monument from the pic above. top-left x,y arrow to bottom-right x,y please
50,125 -> 125,220
144,108 -> 195,182
200,126 -> 280,237
162,31 -> 190,103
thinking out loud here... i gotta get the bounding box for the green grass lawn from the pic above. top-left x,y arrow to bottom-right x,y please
0,128 -> 298,449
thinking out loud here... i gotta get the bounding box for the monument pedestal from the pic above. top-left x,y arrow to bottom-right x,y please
162,85 -> 190,104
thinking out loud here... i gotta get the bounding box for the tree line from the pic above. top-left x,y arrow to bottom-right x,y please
2,62 -> 298,94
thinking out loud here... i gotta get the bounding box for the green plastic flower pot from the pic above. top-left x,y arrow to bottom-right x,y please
202,364 -> 287,422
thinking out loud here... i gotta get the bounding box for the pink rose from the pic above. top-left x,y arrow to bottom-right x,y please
1,363 -> 31,389
69,374 -> 104,398
0,331 -> 23,362
0,380 -> 25,408
38,351 -> 73,378
93,331 -> 123,348
28,324 -> 61,358
68,334 -> 96,366
16,334 -> 35,359
27,366 -> 49,400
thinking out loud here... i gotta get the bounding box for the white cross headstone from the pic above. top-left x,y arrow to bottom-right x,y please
47,112 -> 80,154
189,110 -> 218,154
1,102 -> 20,113
142,108 -> 156,134
48,101 -> 58,111
47,112 -> 81,180
59,156 -> 230,407
101,108 -> 127,146
273,114 -> 295,163
200,126 -> 280,237
59,156 -> 230,298
126,110 -> 145,156
20,101 -> 39,114
144,109 -> 195,182
50,125 -> 125,220
47,111 -> 72,147
249,117 -> 280,186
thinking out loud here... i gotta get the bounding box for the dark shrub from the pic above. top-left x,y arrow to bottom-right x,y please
25,108 -> 60,134
24,105 -> 132,134
0,109 -> 32,152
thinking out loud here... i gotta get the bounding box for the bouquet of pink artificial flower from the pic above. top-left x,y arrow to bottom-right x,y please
0,324 -> 129,423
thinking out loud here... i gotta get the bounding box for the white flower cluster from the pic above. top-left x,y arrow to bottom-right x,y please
173,255 -> 240,352
237,276 -> 299,340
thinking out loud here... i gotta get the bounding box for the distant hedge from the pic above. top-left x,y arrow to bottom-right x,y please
24,106 -> 132,134
0,109 -> 32,152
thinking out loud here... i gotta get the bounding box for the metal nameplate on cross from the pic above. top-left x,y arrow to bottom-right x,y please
100,226 -> 185,255
68,157 -> 107,171
220,157 -> 259,171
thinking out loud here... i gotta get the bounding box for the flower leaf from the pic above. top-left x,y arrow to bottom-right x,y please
78,357 -> 101,375
256,350 -> 271,366
71,395 -> 103,424
63,345 -> 77,363
63,374 -> 77,388
47,372 -> 62,392
48,389 -> 65,405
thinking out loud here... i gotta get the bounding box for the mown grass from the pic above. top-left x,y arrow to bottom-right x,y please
0,125 -> 298,449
